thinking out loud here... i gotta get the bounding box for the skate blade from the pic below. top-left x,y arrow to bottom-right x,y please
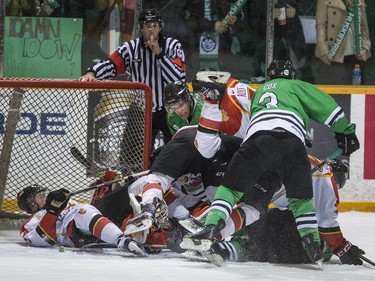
181,250 -> 208,262
124,218 -> 152,235
200,251 -> 224,267
179,237 -> 213,251
128,242 -> 148,257
316,259 -> 323,269
179,219 -> 204,234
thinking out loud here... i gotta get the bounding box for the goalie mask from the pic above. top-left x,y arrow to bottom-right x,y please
17,184 -> 48,213
267,60 -> 296,80
163,81 -> 191,111
192,71 -> 230,96
139,8 -> 164,29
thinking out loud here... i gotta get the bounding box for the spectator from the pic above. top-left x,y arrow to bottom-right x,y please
248,0 -> 311,81
314,0 -> 371,84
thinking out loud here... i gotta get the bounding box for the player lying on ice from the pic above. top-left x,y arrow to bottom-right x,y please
17,184 -> 146,256
179,60 -> 361,268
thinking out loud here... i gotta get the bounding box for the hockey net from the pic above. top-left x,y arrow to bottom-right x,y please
0,78 -> 152,217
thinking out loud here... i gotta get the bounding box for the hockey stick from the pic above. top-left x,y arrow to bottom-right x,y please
311,148 -> 343,173
70,170 -> 149,196
70,146 -> 116,172
359,254 -> 375,266
271,149 -> 343,202
70,146 -> 92,169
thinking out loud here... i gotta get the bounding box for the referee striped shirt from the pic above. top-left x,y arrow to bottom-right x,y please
89,35 -> 186,112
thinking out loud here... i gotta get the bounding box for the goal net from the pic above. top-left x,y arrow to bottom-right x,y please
0,78 -> 152,217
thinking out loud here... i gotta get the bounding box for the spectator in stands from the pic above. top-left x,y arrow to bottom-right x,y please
79,8 -> 186,150
248,0 -> 311,81
314,0 -> 371,85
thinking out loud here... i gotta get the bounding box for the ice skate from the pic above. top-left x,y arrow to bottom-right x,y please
178,215 -> 205,234
302,233 -> 324,269
180,219 -> 225,251
116,235 -> 147,256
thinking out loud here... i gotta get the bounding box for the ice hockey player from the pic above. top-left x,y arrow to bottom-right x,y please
124,126 -> 243,234
191,70 -> 255,159
181,60 -> 360,267
125,71 -> 261,244
164,80 -> 203,135
190,157 -> 366,266
17,184 -> 146,256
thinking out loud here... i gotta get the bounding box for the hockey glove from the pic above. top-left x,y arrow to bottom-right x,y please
201,88 -> 225,104
44,188 -> 70,216
333,239 -> 365,265
335,133 -> 360,156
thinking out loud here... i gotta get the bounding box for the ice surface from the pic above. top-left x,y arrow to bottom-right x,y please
0,211 -> 374,281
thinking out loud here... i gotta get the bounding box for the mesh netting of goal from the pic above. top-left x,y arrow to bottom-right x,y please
0,78 -> 152,217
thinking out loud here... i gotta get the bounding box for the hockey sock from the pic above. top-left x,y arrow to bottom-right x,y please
198,102 -> 222,132
288,197 -> 320,245
205,185 -> 243,226
215,241 -> 241,262
220,203 -> 261,238
142,183 -> 163,205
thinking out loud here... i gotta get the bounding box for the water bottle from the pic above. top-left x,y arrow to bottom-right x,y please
352,64 -> 361,85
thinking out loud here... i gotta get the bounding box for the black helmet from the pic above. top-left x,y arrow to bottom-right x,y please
163,81 -> 190,109
267,60 -> 296,80
139,8 -> 163,27
17,184 -> 48,213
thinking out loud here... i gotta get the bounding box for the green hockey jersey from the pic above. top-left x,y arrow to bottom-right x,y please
247,78 -> 355,143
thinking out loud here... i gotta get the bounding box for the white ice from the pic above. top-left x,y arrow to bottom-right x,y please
1,211 -> 374,281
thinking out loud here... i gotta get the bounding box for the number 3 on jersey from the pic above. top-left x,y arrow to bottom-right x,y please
259,92 -> 278,108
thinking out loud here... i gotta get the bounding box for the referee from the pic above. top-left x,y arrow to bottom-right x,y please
80,8 -> 186,149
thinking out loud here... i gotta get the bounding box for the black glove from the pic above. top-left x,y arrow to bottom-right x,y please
45,188 -> 70,215
333,239 -> 365,265
335,133 -> 360,156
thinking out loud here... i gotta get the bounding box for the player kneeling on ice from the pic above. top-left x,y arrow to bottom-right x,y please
17,184 -> 146,256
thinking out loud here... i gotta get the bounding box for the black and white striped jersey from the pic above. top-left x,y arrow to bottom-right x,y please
89,35 -> 186,112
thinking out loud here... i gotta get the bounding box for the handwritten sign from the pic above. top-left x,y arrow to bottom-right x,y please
4,17 -> 82,78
